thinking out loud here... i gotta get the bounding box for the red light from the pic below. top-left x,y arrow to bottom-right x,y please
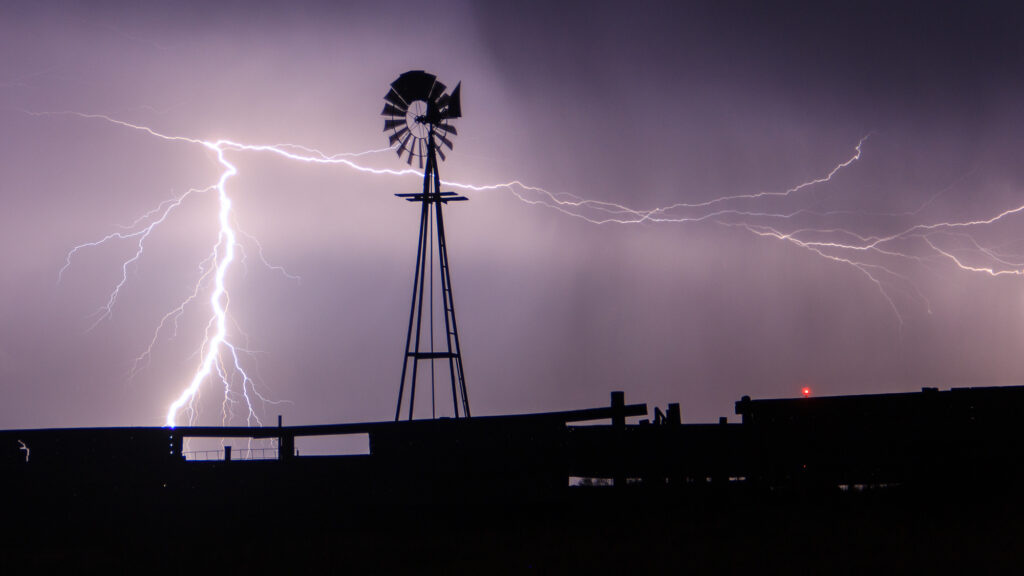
801,387 -> 811,398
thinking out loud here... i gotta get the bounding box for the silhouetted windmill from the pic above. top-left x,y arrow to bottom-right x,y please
383,70 -> 469,421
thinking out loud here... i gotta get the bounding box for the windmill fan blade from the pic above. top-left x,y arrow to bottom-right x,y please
417,145 -> 424,169
382,103 -> 406,117
384,118 -> 407,132
396,133 -> 412,157
428,80 -> 447,102
436,132 -> 454,150
392,70 -> 437,102
438,123 -> 457,136
384,89 -> 408,109
436,147 -> 446,162
388,126 -> 409,146
443,82 -> 462,119
406,148 -> 414,165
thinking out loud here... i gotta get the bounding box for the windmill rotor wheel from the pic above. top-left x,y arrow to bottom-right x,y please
382,70 -> 461,168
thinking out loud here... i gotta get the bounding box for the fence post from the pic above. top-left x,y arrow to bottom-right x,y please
612,391 -> 626,487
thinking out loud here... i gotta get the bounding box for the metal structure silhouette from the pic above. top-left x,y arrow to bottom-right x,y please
383,70 -> 470,421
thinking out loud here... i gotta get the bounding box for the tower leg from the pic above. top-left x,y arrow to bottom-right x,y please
396,197 -> 431,421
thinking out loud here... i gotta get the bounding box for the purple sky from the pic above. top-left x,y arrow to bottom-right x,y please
2,1 -> 1024,428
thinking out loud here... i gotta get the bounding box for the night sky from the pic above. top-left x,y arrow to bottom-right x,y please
2,1 -> 1024,429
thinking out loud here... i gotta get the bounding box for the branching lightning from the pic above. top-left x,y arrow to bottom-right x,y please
48,111 -> 1024,428
47,110 -> 432,428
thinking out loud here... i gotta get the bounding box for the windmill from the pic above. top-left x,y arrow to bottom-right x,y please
383,70 -> 470,421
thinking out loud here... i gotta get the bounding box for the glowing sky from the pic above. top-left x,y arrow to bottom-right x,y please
2,1 -> 1023,428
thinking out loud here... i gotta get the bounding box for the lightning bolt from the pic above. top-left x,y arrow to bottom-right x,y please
450,136 -> 1023,327
163,143 -> 239,427
46,110 -> 1024,427
48,111 -> 427,428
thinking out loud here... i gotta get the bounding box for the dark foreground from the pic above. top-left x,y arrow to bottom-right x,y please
3,387 -> 1023,573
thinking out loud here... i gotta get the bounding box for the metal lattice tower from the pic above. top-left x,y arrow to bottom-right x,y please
382,70 -> 470,421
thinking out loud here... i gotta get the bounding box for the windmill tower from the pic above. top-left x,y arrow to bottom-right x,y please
382,70 -> 470,421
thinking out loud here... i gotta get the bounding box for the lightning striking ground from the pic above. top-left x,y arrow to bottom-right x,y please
51,111 -> 1024,428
